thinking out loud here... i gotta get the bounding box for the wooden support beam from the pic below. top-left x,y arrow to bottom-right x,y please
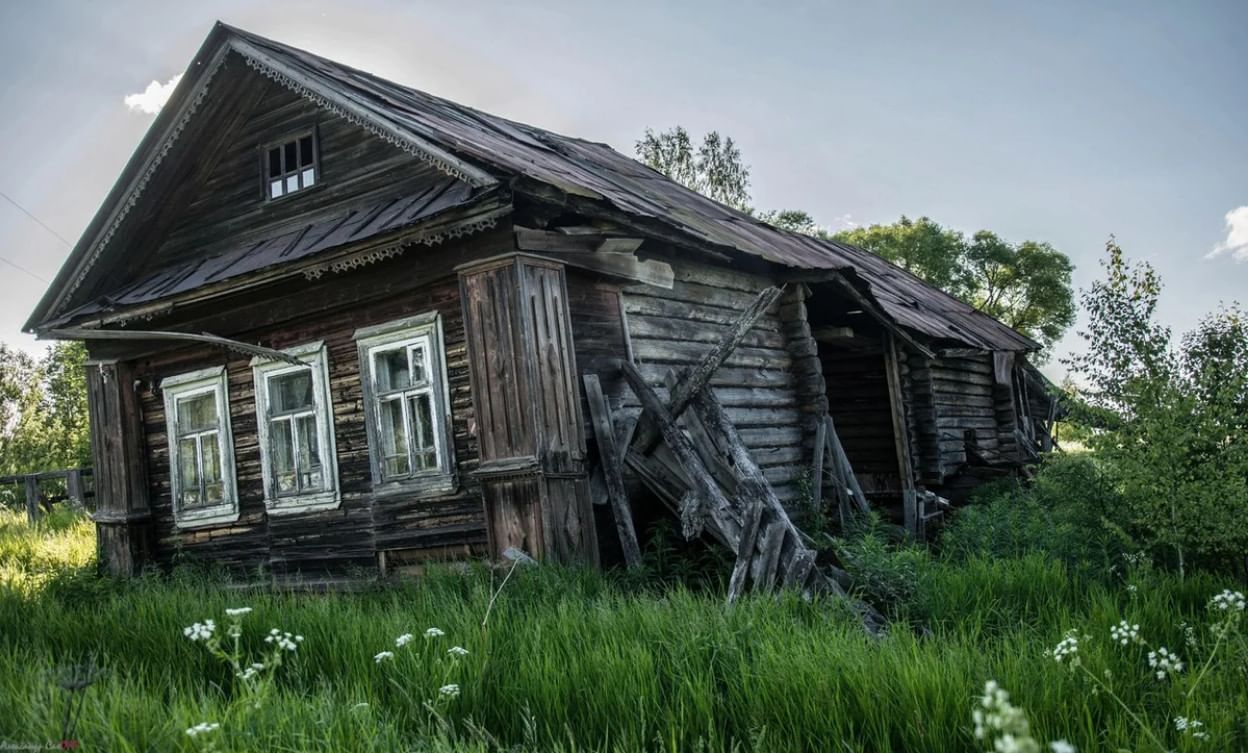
826,415 -> 870,517
727,502 -> 763,602
582,374 -> 642,569
630,285 -> 785,453
883,334 -> 919,537
811,418 -> 827,512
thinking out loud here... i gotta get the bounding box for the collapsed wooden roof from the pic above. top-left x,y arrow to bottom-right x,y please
27,22 -> 1038,354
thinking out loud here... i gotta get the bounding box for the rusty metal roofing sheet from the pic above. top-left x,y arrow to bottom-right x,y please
229,27 -> 1037,351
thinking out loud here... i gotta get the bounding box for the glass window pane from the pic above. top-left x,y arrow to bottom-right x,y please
299,136 -> 313,166
301,168 -> 315,188
268,148 -> 282,178
270,181 -> 284,199
286,175 -> 299,193
409,392 -> 436,471
373,348 -> 410,392
178,437 -> 200,507
284,141 -> 296,171
270,418 -> 296,494
269,369 -> 313,414
201,431 -> 222,487
378,397 -> 409,478
177,393 -> 217,433
408,345 -> 428,385
296,414 -> 322,490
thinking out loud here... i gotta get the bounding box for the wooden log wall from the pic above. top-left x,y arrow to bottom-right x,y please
614,260 -> 808,507
128,254 -> 489,579
818,346 -> 901,493
908,352 -> 1011,481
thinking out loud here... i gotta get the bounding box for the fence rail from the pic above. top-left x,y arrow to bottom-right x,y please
0,468 -> 95,524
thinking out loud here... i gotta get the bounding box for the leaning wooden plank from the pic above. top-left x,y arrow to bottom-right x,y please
630,285 -> 785,453
582,373 -> 642,569
826,415 -> 870,516
753,522 -> 788,592
727,503 -> 764,602
811,417 -> 827,512
621,362 -> 741,547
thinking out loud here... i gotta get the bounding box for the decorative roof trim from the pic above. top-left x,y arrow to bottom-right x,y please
64,47 -> 231,301
301,213 -> 500,280
229,37 -> 496,189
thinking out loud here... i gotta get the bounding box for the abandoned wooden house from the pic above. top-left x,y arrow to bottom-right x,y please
26,24 -> 1057,588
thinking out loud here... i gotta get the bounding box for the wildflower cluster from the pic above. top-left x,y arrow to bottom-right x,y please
971,680 -> 1075,753
372,625 -> 470,709
1109,621 -> 1139,646
1146,646 -> 1183,681
1209,589 -> 1245,613
1174,717 -> 1209,741
182,606 -> 304,722
1049,631 -> 1081,666
185,722 -> 220,737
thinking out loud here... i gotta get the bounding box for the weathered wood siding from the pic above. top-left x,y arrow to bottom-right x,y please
617,260 -> 807,505
130,271 -> 486,577
820,347 -> 901,492
909,352 -> 1005,479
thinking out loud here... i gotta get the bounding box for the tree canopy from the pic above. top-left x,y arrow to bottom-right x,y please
0,341 -> 90,476
635,126 -> 1075,353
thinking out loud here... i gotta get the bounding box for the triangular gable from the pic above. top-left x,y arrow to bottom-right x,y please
26,22 -> 498,333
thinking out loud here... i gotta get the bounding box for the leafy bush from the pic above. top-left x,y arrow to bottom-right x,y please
939,454 -> 1130,579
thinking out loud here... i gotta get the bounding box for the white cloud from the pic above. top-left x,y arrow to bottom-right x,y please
1207,205 -> 1248,262
829,213 -> 859,231
123,74 -> 183,115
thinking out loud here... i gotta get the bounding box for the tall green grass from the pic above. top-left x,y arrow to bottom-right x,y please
0,508 -> 1243,752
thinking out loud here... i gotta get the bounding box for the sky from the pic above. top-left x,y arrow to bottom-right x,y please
0,0 -> 1244,380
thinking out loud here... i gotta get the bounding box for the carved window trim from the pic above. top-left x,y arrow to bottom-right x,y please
161,366 -> 239,529
250,342 -> 340,515
355,312 -> 456,496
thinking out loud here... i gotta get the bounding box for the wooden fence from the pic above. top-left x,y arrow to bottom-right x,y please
0,468 -> 94,524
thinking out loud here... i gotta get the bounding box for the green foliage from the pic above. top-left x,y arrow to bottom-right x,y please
1065,239 -> 1248,571
939,454 -> 1130,577
0,341 -> 90,476
2,516 -> 1246,752
835,217 -> 1076,351
831,514 -> 930,612
635,126 -> 752,211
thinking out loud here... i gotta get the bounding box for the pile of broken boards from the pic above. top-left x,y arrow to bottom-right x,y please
583,286 -> 887,635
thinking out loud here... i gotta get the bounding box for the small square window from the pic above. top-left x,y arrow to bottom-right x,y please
264,132 -> 318,200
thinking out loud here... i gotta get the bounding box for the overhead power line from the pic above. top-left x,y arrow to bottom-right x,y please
0,188 -> 65,283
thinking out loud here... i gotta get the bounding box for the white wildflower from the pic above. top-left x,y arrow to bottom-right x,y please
185,722 -> 220,737
374,651 -> 394,663
972,680 -> 1041,753
183,620 -> 216,642
237,666 -> 259,681
1051,631 -> 1080,665
1147,646 -> 1183,680
439,683 -> 460,698
1174,716 -> 1207,739
425,627 -> 445,638
224,607 -> 252,618
1109,620 -> 1140,646
1049,741 -> 1076,753
1126,584 -> 1138,594
1209,589 -> 1245,612
448,646 -> 469,657
395,633 -> 414,647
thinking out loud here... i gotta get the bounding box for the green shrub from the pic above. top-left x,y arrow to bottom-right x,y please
939,454 -> 1130,580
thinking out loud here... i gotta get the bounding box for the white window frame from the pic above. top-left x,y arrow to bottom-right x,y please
161,366 -> 239,529
355,312 -> 456,495
251,342 -> 340,515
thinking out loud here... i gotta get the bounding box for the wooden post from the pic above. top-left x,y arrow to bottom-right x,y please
24,476 -> 39,525
66,470 -> 84,506
583,373 -> 642,569
87,360 -> 153,576
883,335 -> 919,538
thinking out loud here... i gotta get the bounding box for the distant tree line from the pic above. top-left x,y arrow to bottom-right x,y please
636,126 -> 1075,353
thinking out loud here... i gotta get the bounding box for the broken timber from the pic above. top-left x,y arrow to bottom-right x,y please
582,373 -> 642,569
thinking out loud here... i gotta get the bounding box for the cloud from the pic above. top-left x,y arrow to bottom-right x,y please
123,74 -> 183,115
829,213 -> 859,232
1207,205 -> 1248,262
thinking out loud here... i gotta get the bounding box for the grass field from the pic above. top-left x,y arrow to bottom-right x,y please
0,507 -> 1244,752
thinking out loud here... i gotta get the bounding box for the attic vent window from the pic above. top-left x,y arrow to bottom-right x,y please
266,133 -> 317,199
